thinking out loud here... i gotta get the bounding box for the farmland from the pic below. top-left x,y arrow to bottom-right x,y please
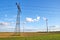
0,32 -> 60,40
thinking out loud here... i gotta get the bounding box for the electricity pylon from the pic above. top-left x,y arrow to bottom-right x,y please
14,2 -> 21,36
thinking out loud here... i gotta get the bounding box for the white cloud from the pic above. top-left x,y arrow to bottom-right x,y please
26,16 -> 40,22
33,19 -> 37,21
36,16 -> 40,21
37,16 -> 40,20
0,22 -> 10,26
3,22 -> 9,26
26,17 -> 34,22
43,17 -> 47,21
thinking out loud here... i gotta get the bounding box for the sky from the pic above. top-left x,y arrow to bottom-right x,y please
0,0 -> 60,32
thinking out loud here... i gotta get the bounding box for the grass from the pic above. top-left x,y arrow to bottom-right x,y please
0,32 -> 60,40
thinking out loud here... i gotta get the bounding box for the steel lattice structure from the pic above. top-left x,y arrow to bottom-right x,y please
14,2 -> 21,36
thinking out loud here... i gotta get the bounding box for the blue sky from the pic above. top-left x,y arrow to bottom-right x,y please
0,0 -> 60,32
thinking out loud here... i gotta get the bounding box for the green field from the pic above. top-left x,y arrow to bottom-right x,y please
0,32 -> 60,40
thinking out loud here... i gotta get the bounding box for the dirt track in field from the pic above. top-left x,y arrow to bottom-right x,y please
0,32 -> 43,38
0,32 -> 38,38
0,32 -> 59,38
0,32 -> 13,38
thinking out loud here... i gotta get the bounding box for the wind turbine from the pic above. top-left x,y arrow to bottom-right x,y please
22,22 -> 26,33
43,17 -> 48,32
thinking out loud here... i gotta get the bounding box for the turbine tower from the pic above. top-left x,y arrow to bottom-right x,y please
15,2 -> 21,36
46,18 -> 48,32
43,17 -> 48,32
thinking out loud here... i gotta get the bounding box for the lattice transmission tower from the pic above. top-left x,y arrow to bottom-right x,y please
14,2 -> 21,36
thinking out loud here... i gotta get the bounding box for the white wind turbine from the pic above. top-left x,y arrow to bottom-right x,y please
43,17 -> 48,32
